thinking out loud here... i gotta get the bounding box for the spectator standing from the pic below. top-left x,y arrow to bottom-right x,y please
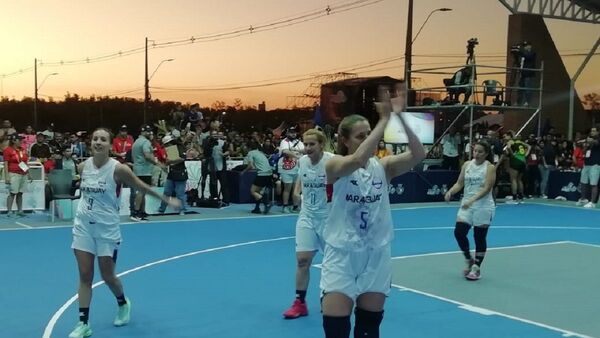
131,125 -> 164,221
278,125 -> 304,213
157,135 -> 188,214
111,125 -> 134,163
30,133 -> 52,161
3,134 -> 31,217
441,127 -> 461,171
577,127 -> 600,208
19,125 -> 36,154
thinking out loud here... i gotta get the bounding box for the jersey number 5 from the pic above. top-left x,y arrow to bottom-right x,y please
359,211 -> 369,230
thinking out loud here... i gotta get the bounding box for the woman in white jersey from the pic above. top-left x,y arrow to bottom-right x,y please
321,85 -> 426,338
444,140 -> 496,281
282,128 -> 334,319
69,128 -> 180,338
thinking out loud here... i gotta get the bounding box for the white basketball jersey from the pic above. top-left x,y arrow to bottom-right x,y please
298,152 -> 334,216
324,157 -> 394,251
76,158 -> 121,226
463,160 -> 494,208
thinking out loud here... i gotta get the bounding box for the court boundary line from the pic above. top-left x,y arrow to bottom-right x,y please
391,283 -> 593,338
15,221 -> 32,228
565,240 -> 600,249
390,240 -> 594,338
42,236 -> 294,338
390,241 -> 570,260
2,202 -> 597,232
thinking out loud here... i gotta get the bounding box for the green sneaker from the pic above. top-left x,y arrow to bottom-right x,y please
114,298 -> 131,326
68,322 -> 92,338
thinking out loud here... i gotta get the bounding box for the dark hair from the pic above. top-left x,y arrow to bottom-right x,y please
336,114 -> 368,156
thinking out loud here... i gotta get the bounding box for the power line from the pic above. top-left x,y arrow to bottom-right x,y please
0,0 -> 384,78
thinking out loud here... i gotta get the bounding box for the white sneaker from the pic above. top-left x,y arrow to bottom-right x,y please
113,298 -> 131,327
583,202 -> 595,209
541,194 -> 548,199
465,264 -> 481,281
576,199 -> 589,206
69,322 -> 92,338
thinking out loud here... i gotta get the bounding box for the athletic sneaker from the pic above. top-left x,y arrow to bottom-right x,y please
114,298 -> 131,326
68,322 -> 92,338
463,258 -> 475,277
283,299 -> 308,319
576,198 -> 589,206
282,206 -> 291,214
583,202 -> 596,209
263,203 -> 272,214
465,264 -> 481,281
251,208 -> 262,214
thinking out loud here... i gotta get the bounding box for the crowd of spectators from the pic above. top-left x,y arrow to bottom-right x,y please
1,108 -> 598,217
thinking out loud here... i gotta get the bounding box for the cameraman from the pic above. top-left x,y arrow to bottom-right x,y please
516,41 -> 537,107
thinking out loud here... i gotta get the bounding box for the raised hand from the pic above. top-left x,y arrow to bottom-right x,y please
390,82 -> 408,113
374,85 -> 393,121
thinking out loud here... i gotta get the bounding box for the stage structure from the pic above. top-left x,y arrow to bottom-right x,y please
407,60 -> 544,158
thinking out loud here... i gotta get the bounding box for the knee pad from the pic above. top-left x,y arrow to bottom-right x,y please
454,222 -> 470,239
474,226 -> 489,252
323,315 -> 351,338
354,308 -> 383,337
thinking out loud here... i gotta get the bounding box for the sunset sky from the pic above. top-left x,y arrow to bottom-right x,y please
0,0 -> 598,110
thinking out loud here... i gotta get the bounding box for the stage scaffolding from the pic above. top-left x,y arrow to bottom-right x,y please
406,61 -> 544,158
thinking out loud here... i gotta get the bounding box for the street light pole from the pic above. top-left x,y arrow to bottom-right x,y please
144,37 -> 149,125
144,56 -> 175,124
405,5 -> 452,90
33,59 -> 59,130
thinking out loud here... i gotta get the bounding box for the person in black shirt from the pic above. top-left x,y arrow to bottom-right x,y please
516,41 -> 537,107
540,137 -> 557,198
30,132 -> 52,161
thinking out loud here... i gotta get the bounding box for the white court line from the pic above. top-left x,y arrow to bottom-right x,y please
564,240 -> 600,249
391,241 -> 594,338
15,221 -> 32,228
391,241 -> 571,260
42,235 -> 294,338
390,283 -> 593,338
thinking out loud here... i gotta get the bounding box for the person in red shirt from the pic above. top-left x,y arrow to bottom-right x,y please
3,134 -> 31,217
573,139 -> 585,170
152,134 -> 168,187
111,125 -> 134,163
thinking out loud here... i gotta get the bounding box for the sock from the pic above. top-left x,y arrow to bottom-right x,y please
475,253 -> 485,267
116,294 -> 127,307
79,307 -> 90,324
296,290 -> 307,303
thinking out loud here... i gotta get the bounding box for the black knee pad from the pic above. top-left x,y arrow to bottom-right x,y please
454,222 -> 470,239
474,226 -> 489,252
354,308 -> 384,338
323,315 -> 351,338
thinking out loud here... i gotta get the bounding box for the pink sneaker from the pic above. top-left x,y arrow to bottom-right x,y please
283,299 -> 308,319
465,264 -> 481,281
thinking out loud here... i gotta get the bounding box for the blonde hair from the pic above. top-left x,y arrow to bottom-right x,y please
303,128 -> 326,144
336,114 -> 368,156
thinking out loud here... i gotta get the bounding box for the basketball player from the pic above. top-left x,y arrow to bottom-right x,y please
444,140 -> 496,281
282,128 -> 334,319
320,84 -> 426,338
69,128 -> 180,338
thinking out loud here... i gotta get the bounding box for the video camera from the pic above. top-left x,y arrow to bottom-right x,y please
466,38 -> 479,55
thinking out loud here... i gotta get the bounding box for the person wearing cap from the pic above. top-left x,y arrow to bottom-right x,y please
131,125 -> 165,221
278,125 -> 304,213
157,134 -> 188,214
111,125 -> 134,163
3,134 -> 31,217
30,132 -> 52,162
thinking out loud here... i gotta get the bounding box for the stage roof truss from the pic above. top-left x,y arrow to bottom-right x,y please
498,0 -> 600,23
